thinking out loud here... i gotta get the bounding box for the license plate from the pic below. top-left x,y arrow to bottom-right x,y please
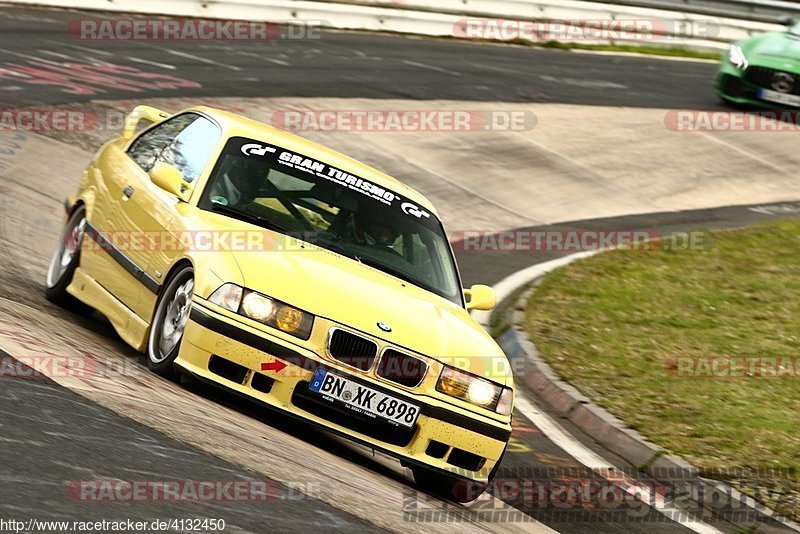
758,88 -> 800,107
309,369 -> 420,428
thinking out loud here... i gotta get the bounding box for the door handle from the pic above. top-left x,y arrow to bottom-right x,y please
122,186 -> 134,201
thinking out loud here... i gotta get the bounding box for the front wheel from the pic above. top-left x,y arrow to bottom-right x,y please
45,206 -> 93,315
147,266 -> 194,377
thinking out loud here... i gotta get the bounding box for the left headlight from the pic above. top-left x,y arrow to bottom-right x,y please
728,44 -> 748,70
436,365 -> 513,415
209,283 -> 314,340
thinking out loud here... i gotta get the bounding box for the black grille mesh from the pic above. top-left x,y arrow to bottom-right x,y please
744,67 -> 800,95
377,349 -> 427,388
328,329 -> 377,371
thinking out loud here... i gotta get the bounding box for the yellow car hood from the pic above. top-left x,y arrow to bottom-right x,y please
228,239 -> 510,385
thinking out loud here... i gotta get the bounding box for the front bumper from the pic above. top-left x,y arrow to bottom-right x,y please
177,301 -> 512,483
716,64 -> 800,108
717,72 -> 762,105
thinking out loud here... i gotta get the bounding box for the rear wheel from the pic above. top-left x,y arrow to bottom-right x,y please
147,266 -> 194,378
44,206 -> 93,315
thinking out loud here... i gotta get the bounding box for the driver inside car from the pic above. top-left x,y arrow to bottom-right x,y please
208,157 -> 265,207
335,211 -> 400,251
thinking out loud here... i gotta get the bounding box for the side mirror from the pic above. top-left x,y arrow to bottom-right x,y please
464,284 -> 496,311
150,162 -> 192,202
122,105 -> 170,139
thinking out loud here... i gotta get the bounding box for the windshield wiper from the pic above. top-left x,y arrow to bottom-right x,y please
210,203 -> 291,234
355,256 -> 431,291
297,234 -> 451,299
312,237 -> 423,287
311,237 -> 364,263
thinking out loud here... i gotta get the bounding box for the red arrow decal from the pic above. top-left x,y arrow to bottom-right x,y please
261,360 -> 287,373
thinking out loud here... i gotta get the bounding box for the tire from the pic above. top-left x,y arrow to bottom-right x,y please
718,94 -> 749,110
146,266 -> 194,378
412,445 -> 507,503
45,205 -> 94,315
412,468 -> 488,503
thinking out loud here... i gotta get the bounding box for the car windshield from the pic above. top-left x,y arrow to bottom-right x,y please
198,136 -> 463,305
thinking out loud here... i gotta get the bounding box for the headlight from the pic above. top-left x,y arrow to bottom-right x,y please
275,306 -> 304,334
468,379 -> 497,405
728,44 -> 748,70
496,387 -> 514,416
241,292 -> 274,322
208,283 -> 242,311
436,365 -> 512,414
208,284 -> 314,340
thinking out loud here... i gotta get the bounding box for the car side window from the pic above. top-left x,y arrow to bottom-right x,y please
155,115 -> 221,184
127,113 -> 198,173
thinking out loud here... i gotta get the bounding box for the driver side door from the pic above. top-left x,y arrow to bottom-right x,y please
89,113 -> 219,319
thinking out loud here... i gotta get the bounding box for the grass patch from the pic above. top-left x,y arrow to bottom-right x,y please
425,33 -> 722,60
526,220 -> 800,519
525,40 -> 722,60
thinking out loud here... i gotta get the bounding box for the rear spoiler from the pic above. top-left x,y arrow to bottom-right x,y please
122,105 -> 171,139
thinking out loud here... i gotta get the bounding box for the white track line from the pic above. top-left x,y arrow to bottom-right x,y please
402,59 -> 462,76
63,43 -> 114,56
37,49 -> 81,61
166,49 -> 241,71
518,136 -> 669,212
699,132 -> 787,174
472,252 -> 599,328
513,395 -> 724,534
263,57 -> 290,67
127,56 -> 176,70
474,252 -> 724,532
236,51 -> 290,66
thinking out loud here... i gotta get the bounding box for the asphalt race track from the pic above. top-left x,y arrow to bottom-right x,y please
0,8 -> 717,108
0,5 -> 799,534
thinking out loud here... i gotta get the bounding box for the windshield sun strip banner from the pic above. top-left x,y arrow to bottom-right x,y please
232,136 -> 439,229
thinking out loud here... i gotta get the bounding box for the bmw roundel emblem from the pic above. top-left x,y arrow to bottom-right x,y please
377,322 -> 392,333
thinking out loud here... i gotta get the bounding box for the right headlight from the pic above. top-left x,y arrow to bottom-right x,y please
728,44 -> 748,70
436,365 -> 513,415
209,283 -> 314,340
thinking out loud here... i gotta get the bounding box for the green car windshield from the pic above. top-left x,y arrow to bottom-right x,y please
198,136 -> 463,305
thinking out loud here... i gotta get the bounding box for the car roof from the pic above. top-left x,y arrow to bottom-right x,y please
191,106 -> 438,216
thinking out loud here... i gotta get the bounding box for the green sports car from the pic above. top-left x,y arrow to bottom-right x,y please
717,21 -> 800,108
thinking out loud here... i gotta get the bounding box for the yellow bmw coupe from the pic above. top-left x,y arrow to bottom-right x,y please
46,105 -> 514,501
